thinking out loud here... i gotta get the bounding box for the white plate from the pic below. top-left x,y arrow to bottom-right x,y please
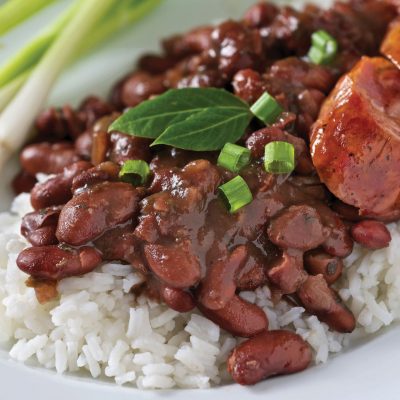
1,1 -> 400,399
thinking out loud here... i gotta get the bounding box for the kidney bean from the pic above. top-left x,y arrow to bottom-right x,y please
297,275 -> 356,333
227,330 -> 312,385
20,142 -> 81,176
245,127 -> 314,175
177,70 -> 226,89
144,241 -> 201,288
93,223 -> 146,272
297,88 -> 325,120
268,249 -> 307,294
71,162 -> 120,193
243,2 -> 279,28
162,26 -> 213,58
91,131 -> 109,166
290,176 -> 327,201
30,161 -> 92,210
304,249 -> 343,285
134,214 -> 160,244
232,69 -> 266,104
35,105 -> 85,141
211,20 -> 263,78
92,112 -> 121,132
332,200 -> 362,222
181,159 -> 221,195
268,205 -> 328,250
78,96 -> 115,128
198,295 -> 268,337
313,203 -> 354,257
351,220 -> 391,249
199,245 -> 247,310
57,181 -> 141,246
17,245 -> 102,280
11,170 -> 37,194
161,286 -> 196,312
236,249 -> 267,291
120,72 -> 165,107
109,132 -> 152,165
138,54 -> 178,74
21,206 -> 62,246
75,131 -> 93,159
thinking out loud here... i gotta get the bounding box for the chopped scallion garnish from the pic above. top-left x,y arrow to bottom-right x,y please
217,143 -> 251,173
308,30 -> 338,65
264,141 -> 295,174
218,176 -> 253,213
250,91 -> 283,125
119,160 -> 150,186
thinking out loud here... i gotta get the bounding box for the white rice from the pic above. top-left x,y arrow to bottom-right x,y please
1,192 -> 400,389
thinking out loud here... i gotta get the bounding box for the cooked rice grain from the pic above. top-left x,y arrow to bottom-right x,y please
1,193 -> 400,389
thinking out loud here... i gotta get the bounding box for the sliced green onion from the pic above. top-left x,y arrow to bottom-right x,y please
119,160 -> 150,186
217,143 -> 251,173
308,30 -> 338,65
250,91 -> 283,125
264,141 -> 295,174
218,176 -> 253,213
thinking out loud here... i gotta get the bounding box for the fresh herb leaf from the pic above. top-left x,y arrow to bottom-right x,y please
109,88 -> 253,150
152,105 -> 252,151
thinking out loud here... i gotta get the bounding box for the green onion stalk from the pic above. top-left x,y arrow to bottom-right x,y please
0,0 -> 125,167
0,0 -> 56,36
0,0 -> 162,168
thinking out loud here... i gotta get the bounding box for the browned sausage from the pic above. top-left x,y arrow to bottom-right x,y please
304,250 -> 343,285
381,18 -> 400,70
21,206 -> 62,246
198,245 -> 247,310
351,220 -> 391,249
17,245 -> 102,280
144,241 -> 201,288
30,161 -> 92,210
57,181 -> 141,246
20,142 -> 80,176
227,330 -> 312,385
161,286 -> 196,312
198,295 -> 268,337
268,205 -> 328,250
297,275 -> 355,333
311,57 -> 400,221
